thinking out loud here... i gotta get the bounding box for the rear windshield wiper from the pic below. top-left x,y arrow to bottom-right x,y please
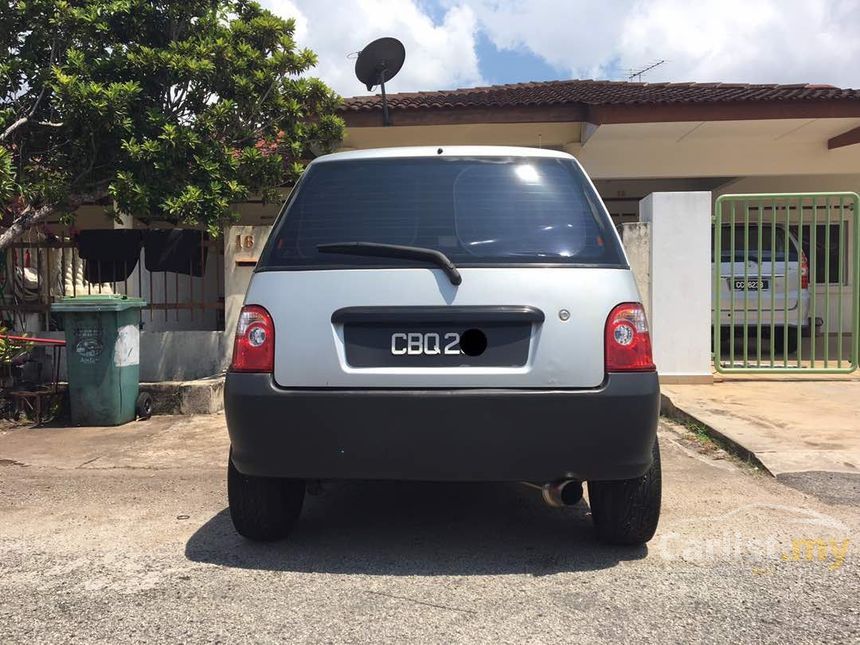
317,242 -> 462,286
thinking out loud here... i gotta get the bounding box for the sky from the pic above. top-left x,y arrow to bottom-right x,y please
261,0 -> 860,97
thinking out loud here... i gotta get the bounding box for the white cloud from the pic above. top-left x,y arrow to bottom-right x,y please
263,0 -> 860,96
459,0 -> 624,78
464,0 -> 860,86
261,0 -> 484,96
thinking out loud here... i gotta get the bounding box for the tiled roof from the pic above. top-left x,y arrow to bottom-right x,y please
341,79 -> 860,112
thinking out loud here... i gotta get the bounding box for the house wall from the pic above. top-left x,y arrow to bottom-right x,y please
621,223 -> 652,323
343,121 -> 580,151
639,192 -> 713,381
38,329 -> 230,383
342,117 -> 860,180
138,331 -> 230,381
224,224 -> 273,338
716,175 -> 860,194
569,129 -> 860,179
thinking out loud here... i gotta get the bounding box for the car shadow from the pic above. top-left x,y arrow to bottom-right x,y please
185,481 -> 647,576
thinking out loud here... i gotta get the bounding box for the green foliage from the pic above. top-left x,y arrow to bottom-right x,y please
0,147 -> 15,204
0,0 -> 344,238
0,325 -> 32,364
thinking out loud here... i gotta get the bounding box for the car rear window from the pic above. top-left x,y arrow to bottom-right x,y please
260,156 -> 624,269
713,225 -> 799,262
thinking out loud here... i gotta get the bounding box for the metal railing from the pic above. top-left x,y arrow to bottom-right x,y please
713,193 -> 859,374
0,233 -> 225,333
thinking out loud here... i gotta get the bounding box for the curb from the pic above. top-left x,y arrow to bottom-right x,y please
660,392 -> 772,475
141,377 -> 224,416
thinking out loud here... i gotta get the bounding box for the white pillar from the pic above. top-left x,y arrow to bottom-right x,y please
639,192 -> 712,382
224,225 -> 272,337
621,222 -> 652,324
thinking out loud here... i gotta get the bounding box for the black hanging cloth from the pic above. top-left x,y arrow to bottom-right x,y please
143,230 -> 208,277
77,230 -> 142,284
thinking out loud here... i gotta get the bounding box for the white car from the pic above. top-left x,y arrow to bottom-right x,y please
713,223 -> 810,353
225,146 -> 661,545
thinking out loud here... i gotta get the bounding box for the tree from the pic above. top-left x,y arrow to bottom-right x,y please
0,0 -> 344,249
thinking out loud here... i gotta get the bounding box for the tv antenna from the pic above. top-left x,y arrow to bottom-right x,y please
626,60 -> 666,82
354,37 -> 406,127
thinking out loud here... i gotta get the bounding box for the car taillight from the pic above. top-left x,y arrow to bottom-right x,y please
605,303 -> 655,372
230,305 -> 274,373
800,251 -> 809,289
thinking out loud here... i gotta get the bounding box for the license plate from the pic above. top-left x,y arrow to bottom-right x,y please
732,279 -> 769,290
343,324 -> 530,368
333,306 -> 543,368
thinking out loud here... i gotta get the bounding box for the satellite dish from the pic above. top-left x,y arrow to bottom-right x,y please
354,37 -> 406,126
355,37 -> 405,91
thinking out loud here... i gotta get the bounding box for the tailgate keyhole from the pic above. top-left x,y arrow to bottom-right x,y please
460,328 -> 487,357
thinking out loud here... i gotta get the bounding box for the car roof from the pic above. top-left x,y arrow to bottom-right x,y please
310,146 -> 576,165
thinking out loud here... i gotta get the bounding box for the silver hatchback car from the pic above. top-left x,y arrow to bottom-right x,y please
713,224 -> 810,353
225,146 -> 661,545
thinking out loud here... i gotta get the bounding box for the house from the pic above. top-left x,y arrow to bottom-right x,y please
3,79 -> 858,381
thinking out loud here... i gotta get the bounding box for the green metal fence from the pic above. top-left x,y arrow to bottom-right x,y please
713,192 -> 859,374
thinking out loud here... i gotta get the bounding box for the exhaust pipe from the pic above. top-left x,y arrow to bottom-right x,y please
522,480 -> 583,507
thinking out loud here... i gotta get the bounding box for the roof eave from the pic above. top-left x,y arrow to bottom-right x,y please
342,99 -> 860,128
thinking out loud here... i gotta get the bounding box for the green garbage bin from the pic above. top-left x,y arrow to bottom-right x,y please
52,295 -> 147,426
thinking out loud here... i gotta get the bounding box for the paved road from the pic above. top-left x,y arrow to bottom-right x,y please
1,416 -> 858,644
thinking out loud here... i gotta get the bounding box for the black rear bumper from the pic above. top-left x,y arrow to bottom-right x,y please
225,372 -> 660,482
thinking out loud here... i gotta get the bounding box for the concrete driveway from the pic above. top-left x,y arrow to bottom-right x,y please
662,380 -> 860,505
1,415 -> 858,643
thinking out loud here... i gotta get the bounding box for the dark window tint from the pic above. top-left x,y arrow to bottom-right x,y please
713,225 -> 798,263
789,224 -> 846,285
261,156 -> 623,268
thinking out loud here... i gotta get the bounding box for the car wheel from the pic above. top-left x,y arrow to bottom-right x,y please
773,327 -> 799,355
228,451 -> 305,541
588,439 -> 662,546
135,392 -> 153,420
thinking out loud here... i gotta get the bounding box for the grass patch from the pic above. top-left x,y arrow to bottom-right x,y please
661,413 -> 765,474
681,419 -> 721,454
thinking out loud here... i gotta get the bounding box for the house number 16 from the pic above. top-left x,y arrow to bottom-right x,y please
235,234 -> 254,250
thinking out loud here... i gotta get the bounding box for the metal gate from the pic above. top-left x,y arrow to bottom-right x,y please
0,233 -> 225,333
713,192 -> 859,374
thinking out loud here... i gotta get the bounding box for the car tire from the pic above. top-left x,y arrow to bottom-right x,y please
588,439 -> 662,546
135,392 -> 153,420
773,327 -> 799,355
228,452 -> 305,541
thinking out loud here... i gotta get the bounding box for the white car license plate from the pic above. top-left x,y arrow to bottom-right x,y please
732,279 -> 769,290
